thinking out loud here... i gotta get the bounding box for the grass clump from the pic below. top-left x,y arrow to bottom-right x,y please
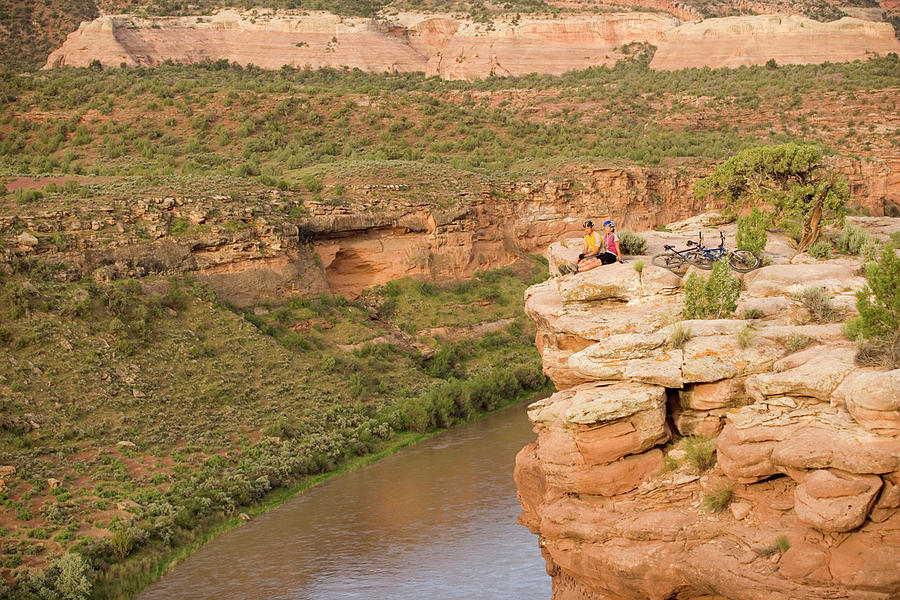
741,308 -> 764,320
669,322 -> 692,350
683,435 -> 718,473
792,287 -> 839,323
735,323 -> 754,349
633,260 -> 644,274
702,485 -> 734,513
784,333 -> 814,354
683,262 -> 741,319
619,231 -> 647,255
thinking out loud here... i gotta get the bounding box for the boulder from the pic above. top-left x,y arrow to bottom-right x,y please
829,530 -> 900,591
555,261 -> 681,303
545,448 -> 665,496
794,469 -> 882,532
778,542 -> 832,584
16,231 -> 38,247
745,345 -> 856,402
844,369 -> 900,435
669,404 -> 726,436
0,465 -> 15,478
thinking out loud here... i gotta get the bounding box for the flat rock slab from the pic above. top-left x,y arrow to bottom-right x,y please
744,262 -> 866,298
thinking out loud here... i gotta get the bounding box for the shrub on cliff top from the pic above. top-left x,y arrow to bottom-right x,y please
845,243 -> 900,368
682,262 -> 740,319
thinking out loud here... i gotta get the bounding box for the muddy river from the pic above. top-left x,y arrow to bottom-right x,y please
137,400 -> 551,599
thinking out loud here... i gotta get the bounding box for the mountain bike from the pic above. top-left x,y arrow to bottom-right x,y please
651,236 -> 705,272
687,232 -> 760,272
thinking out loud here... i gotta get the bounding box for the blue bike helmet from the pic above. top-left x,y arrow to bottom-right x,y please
603,220 -> 615,228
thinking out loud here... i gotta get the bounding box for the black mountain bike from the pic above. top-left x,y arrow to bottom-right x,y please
651,236 -> 704,272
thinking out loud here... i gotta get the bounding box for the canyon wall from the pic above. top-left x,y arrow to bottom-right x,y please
3,159 -> 897,302
514,220 -> 900,600
45,11 -> 900,79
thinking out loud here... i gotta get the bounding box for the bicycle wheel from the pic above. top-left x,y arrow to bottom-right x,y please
652,253 -> 686,270
686,251 -> 714,270
729,250 -> 760,272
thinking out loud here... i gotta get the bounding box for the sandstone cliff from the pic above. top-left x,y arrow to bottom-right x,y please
44,11 -> 900,79
650,15 -> 900,70
514,218 -> 900,600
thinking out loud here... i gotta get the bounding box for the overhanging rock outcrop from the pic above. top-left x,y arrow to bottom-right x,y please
515,223 -> 900,600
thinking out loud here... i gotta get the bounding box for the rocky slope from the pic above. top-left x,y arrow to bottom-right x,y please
514,218 -> 900,600
44,11 -> 900,78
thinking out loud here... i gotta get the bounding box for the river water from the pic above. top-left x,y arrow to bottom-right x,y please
138,401 -> 551,600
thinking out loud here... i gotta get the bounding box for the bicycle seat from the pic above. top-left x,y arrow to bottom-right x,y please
664,244 -> 674,250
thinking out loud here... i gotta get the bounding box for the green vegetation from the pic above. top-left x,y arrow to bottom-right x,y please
695,143 -> 850,251
807,239 -> 832,259
0,55 -> 897,185
683,434 -> 718,473
619,231 -> 647,255
846,242 -> 900,368
0,256 -> 549,599
735,323 -> 754,349
783,333 -> 814,354
741,308 -> 764,320
792,287 -> 839,323
682,262 -> 740,319
735,206 -> 767,255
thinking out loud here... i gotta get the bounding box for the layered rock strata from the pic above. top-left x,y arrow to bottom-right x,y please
45,11 -> 900,79
515,222 -> 900,600
650,15 -> 900,70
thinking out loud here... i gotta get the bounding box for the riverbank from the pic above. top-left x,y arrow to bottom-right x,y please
99,388 -> 551,600
0,258 -> 549,599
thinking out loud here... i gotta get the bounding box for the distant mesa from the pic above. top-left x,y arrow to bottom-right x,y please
44,11 -> 900,79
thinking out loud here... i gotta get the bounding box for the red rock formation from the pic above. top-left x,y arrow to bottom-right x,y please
515,220 -> 900,600
650,15 -> 900,70
44,11 -> 900,79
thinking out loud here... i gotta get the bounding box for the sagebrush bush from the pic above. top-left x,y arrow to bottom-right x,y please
619,231 -> 647,255
837,221 -> 869,255
683,262 -> 741,319
792,287 -> 839,322
806,240 -> 832,259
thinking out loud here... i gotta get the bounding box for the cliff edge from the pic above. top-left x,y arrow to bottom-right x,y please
514,218 -> 900,600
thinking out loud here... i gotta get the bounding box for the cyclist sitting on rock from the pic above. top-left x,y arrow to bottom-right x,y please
559,219 -> 622,275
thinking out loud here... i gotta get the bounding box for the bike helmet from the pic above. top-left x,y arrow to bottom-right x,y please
583,220 -> 593,228
603,220 -> 615,228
